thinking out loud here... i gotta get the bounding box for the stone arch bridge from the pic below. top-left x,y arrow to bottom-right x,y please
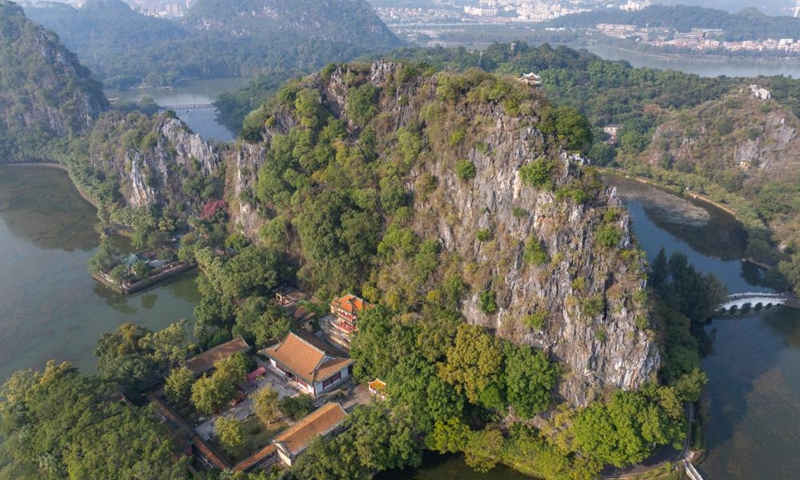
716,292 -> 789,315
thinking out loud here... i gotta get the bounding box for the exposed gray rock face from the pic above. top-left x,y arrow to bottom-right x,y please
228,61 -> 660,406
646,93 -> 799,173
408,105 -> 658,406
228,142 -> 266,237
87,113 -> 221,215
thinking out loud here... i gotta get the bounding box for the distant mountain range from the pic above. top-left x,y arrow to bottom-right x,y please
0,0 -> 107,163
21,0 -> 403,88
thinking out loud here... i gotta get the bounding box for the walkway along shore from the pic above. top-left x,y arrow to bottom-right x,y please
94,262 -> 196,295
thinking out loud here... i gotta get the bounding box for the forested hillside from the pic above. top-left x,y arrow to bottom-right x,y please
23,0 -> 403,88
167,61 -> 710,478
550,5 -> 800,41
0,0 -> 107,163
22,0 -> 187,87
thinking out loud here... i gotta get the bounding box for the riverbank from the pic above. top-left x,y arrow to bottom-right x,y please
583,41 -> 800,64
601,169 -> 737,218
93,261 -> 196,294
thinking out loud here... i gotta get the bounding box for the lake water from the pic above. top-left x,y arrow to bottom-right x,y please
106,77 -> 248,142
585,44 -> 800,79
609,177 -> 800,480
0,165 -> 200,381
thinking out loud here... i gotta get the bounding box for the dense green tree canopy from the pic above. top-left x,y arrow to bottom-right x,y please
0,361 -> 188,479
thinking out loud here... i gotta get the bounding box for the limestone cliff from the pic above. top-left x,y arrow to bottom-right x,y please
643,90 -> 799,175
80,111 -> 221,219
0,0 -> 107,163
225,62 -> 659,406
638,89 -> 800,247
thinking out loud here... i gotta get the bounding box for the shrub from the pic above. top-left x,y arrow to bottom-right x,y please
519,157 -> 555,190
449,130 -> 466,146
512,207 -> 528,218
479,289 -> 498,314
523,311 -> 547,330
476,229 -> 492,242
456,160 -> 477,181
583,295 -> 606,318
523,236 -> 548,265
556,186 -> 588,204
597,224 -> 623,249
346,83 -> 381,125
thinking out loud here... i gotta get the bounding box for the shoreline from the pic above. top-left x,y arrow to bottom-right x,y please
582,42 -> 800,64
4,162 -> 100,209
601,169 -> 738,217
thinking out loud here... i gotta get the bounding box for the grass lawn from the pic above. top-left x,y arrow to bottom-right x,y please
210,416 -> 288,464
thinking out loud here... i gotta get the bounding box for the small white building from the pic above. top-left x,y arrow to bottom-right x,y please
749,84 -> 771,100
264,333 -> 353,397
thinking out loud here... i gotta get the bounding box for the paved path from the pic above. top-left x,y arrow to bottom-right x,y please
195,367 -> 305,441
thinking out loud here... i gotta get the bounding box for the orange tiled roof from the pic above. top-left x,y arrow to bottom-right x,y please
273,403 -> 347,456
264,333 -> 352,385
233,444 -> 276,472
186,337 -> 251,376
193,434 -> 231,470
316,357 -> 352,381
330,294 -> 371,315
369,379 -> 386,392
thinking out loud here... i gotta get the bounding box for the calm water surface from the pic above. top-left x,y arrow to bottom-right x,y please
610,177 -> 800,480
586,44 -> 800,78
0,165 -> 200,381
106,77 -> 248,142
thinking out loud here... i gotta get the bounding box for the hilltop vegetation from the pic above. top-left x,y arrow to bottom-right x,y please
0,0 -> 107,163
23,0 -> 402,88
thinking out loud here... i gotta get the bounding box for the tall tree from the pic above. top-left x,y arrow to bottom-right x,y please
439,324 -> 505,405
216,415 -> 245,452
164,365 -> 194,405
504,342 -> 557,418
253,387 -> 281,425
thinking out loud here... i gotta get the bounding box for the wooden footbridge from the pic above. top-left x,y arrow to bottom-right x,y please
716,292 -> 790,315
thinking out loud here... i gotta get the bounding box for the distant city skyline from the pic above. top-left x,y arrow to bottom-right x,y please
19,0 -> 800,17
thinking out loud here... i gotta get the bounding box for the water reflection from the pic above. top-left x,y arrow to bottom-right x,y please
141,292 -> 159,310
0,166 -> 199,381
608,176 -> 747,262
612,177 -> 800,480
0,166 -> 97,251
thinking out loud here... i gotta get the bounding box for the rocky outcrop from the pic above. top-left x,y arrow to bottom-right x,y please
644,92 -> 800,173
86,112 -> 221,216
227,62 -> 660,406
0,1 -> 107,162
411,117 -> 658,406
